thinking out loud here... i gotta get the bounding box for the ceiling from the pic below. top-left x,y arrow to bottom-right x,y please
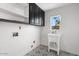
36,3 -> 70,11
13,3 -> 28,9
14,3 -> 70,11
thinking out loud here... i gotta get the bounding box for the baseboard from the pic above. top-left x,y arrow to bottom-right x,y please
18,45 -> 40,56
40,44 -> 78,56
17,49 -> 30,56
60,50 -> 78,56
40,43 -> 48,47
40,44 -> 48,47
18,44 -> 79,56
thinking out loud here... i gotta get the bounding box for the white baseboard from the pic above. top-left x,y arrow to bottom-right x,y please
17,49 -> 29,56
18,45 -> 40,56
40,43 -> 48,46
40,44 -> 78,56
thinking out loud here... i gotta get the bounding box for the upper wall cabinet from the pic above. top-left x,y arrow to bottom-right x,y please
0,3 -> 29,24
29,3 -> 45,26
0,3 -> 45,26
0,3 -> 26,17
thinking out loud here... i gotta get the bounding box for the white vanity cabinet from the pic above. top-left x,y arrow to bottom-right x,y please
48,34 -> 61,55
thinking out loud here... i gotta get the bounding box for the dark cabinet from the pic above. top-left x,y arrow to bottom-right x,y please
34,4 -> 39,25
29,3 -> 35,25
29,3 -> 45,26
40,9 -> 45,26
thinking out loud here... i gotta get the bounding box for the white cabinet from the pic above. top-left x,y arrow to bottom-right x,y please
0,3 -> 24,17
48,34 -> 61,55
0,3 -> 29,23
24,4 -> 29,23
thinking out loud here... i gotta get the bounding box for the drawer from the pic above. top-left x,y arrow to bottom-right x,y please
48,34 -> 60,42
48,38 -> 58,42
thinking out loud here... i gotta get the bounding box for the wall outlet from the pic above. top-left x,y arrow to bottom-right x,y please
13,32 -> 18,37
33,41 -> 35,43
19,26 -> 21,30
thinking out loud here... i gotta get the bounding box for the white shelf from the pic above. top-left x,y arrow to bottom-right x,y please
48,33 -> 61,55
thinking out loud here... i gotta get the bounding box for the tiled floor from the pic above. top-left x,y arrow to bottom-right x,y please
25,45 -> 77,56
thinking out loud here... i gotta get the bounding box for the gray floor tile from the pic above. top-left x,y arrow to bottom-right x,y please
25,45 -> 76,56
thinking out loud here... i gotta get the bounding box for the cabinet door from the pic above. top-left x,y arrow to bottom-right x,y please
38,8 -> 42,25
29,3 -> 45,26
41,10 -> 45,26
35,6 -> 44,26
34,4 -> 39,25
24,5 -> 29,23
29,3 -> 35,24
39,9 -> 45,26
35,5 -> 42,25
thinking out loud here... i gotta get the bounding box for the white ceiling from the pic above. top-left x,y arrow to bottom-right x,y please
13,3 -> 28,9
36,3 -> 70,11
13,3 -> 70,11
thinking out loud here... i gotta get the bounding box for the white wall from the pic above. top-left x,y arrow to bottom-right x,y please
41,3 -> 79,55
0,3 -> 40,56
